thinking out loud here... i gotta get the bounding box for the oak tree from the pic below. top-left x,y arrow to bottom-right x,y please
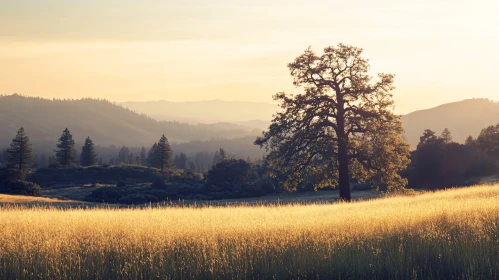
255,44 -> 410,201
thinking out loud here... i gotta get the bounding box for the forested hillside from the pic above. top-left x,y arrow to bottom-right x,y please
0,95 -> 260,150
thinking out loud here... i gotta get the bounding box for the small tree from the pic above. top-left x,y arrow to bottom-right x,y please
175,153 -> 189,170
7,127 -> 33,173
147,143 -> 158,167
55,128 -> 77,168
417,129 -> 439,150
440,128 -> 452,144
155,135 -> 173,171
80,136 -> 98,167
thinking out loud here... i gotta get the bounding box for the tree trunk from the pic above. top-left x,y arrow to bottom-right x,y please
338,143 -> 351,202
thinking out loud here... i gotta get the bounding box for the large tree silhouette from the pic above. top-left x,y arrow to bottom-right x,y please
255,44 -> 410,201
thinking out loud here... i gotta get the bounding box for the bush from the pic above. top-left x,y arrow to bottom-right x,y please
0,168 -> 24,182
90,187 -> 129,204
205,159 -> 263,199
0,180 -> 41,196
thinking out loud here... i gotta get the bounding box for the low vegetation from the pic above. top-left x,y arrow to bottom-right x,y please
0,185 -> 498,279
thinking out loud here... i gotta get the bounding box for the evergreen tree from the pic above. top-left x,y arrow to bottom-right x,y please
147,143 -> 158,167
465,135 -> 475,146
440,128 -> 452,144
155,135 -> 173,171
7,127 -> 33,173
80,136 -> 98,167
55,128 -> 77,168
417,129 -> 439,150
140,147 -> 147,166
176,153 -> 189,170
118,146 -> 129,164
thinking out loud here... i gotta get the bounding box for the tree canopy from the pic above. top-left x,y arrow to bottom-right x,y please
255,44 -> 410,201
55,128 -> 77,168
7,127 -> 33,173
80,137 -> 98,167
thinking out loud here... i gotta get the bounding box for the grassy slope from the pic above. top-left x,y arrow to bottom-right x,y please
0,185 -> 498,279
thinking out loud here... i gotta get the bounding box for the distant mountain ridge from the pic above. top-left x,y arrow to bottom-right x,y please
2,95 -> 499,157
402,98 -> 499,148
0,95 -> 260,151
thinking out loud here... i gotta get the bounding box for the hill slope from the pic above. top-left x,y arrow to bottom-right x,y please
402,98 -> 499,148
0,95 -> 260,150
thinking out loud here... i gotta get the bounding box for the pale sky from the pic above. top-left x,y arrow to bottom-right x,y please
0,0 -> 498,113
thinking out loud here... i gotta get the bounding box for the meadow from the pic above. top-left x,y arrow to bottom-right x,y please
1,185 -> 499,279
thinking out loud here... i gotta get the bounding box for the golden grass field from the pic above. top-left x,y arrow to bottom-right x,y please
1,185 -> 499,279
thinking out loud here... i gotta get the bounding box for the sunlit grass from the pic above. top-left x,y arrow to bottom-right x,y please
1,185 -> 499,279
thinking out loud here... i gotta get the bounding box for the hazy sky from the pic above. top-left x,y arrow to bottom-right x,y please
1,0 -> 498,113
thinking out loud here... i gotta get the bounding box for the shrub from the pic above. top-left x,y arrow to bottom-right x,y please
0,180 -> 41,196
90,187 -> 128,204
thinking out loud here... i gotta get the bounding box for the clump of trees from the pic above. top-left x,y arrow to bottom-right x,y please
407,128 -> 497,189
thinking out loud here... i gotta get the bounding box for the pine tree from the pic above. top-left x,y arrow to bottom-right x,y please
140,147 -> 147,166
118,146 -> 129,164
80,136 -> 97,167
147,143 -> 158,167
440,128 -> 453,144
465,135 -> 475,146
174,153 -> 189,170
155,135 -> 173,171
7,127 -> 33,173
55,128 -> 77,168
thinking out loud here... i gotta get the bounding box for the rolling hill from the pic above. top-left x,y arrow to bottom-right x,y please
0,95 -> 260,150
402,98 -> 499,148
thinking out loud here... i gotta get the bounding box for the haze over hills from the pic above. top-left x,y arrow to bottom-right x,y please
0,95 -> 261,152
121,100 -> 278,125
401,98 -> 499,148
2,94 -> 499,158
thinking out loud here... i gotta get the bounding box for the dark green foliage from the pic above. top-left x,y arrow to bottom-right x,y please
28,165 -> 164,185
255,44 -> 410,201
0,168 -> 24,182
417,129 -> 439,150
174,152 -> 189,170
148,135 -> 173,171
205,159 -> 265,198
407,131 -> 497,189
55,128 -> 77,168
474,123 -> 499,158
0,180 -> 41,196
147,143 -> 158,167
80,137 -> 98,167
7,127 -> 33,173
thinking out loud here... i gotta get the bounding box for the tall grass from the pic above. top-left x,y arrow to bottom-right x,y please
1,185 -> 499,279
